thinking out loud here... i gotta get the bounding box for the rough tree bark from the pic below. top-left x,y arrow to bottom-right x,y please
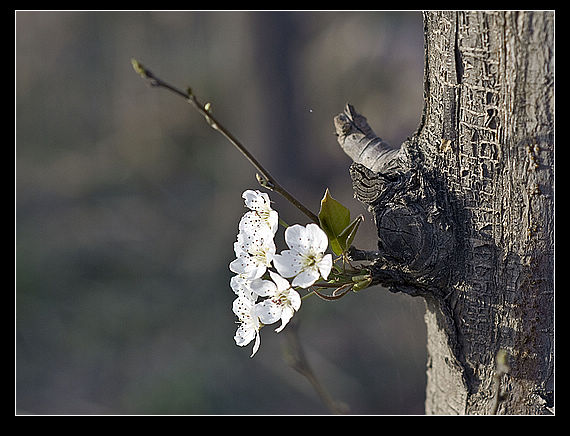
335,11 -> 553,415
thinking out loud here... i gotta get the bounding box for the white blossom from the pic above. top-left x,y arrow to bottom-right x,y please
232,296 -> 262,357
230,190 -> 334,357
273,223 -> 333,288
241,190 -> 278,235
229,226 -> 276,279
252,271 -> 301,333
230,275 -> 257,301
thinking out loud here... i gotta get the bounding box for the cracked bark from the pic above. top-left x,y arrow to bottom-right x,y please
336,11 -> 553,414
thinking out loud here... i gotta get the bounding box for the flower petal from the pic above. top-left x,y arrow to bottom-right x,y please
250,331 -> 261,357
233,296 -> 262,356
256,300 -> 282,325
292,268 -> 320,288
272,251 -> 303,278
230,256 -> 267,280
267,210 -> 279,234
287,289 -> 302,311
238,211 -> 266,235
239,225 -> 275,253
275,306 -> 295,333
249,278 -> 276,297
233,233 -> 248,257
234,323 -> 256,346
230,275 -> 256,301
240,191 -> 279,234
317,253 -> 333,280
306,223 -> 329,253
242,190 -> 271,211
269,270 -> 291,292
284,224 -> 311,252
229,256 -> 246,274
232,296 -> 252,318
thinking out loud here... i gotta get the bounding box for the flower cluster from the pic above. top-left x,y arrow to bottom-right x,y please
229,189 -> 332,357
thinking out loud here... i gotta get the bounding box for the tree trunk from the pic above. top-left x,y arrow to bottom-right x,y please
335,11 -> 553,415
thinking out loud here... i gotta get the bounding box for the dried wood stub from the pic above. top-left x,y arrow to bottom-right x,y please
334,104 -> 457,298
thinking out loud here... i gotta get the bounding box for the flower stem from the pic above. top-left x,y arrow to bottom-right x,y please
131,59 -> 319,225
278,217 -> 290,229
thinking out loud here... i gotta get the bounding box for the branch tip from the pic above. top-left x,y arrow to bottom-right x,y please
131,58 -> 148,78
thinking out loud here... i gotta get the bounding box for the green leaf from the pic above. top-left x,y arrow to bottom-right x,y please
337,214 -> 364,252
318,188 -> 351,255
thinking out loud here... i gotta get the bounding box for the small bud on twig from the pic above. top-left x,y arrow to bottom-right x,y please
131,58 -> 148,78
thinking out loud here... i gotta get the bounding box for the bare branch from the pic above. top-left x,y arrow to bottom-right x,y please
131,59 -> 319,225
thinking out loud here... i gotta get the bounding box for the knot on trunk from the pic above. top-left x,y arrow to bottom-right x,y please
335,104 -> 457,297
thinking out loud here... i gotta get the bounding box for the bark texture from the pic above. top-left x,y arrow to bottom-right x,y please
335,11 -> 553,414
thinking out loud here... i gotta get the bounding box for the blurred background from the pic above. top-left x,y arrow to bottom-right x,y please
16,11 -> 427,414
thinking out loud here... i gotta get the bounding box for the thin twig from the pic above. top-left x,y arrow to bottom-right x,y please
313,287 -> 353,301
131,59 -> 319,225
283,320 -> 348,414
